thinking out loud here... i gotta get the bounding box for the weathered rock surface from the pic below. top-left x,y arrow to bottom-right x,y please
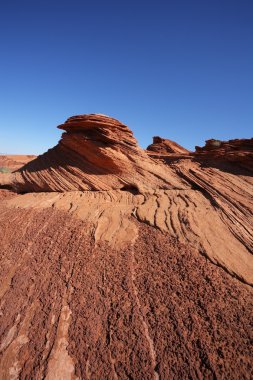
147,136 -> 190,155
0,204 -> 252,379
196,137 -> 253,154
1,115 -> 186,193
194,138 -> 253,170
0,115 -> 252,379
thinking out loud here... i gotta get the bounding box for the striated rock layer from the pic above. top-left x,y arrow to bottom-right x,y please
2,114 -> 186,193
194,138 -> 253,174
0,115 -> 253,379
147,136 -> 190,155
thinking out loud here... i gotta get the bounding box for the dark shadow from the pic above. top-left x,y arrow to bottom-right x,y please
120,184 -> 139,195
0,184 -> 13,190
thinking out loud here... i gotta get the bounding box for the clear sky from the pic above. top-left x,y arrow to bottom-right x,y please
0,0 -> 252,154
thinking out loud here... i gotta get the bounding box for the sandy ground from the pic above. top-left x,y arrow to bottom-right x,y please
0,155 -> 36,172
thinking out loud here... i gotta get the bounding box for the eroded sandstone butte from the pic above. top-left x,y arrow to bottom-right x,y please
0,114 -> 252,379
1,114 -> 185,192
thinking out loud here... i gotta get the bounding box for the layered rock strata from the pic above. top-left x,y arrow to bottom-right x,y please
0,115 -> 253,378
147,136 -> 253,169
0,115 -> 252,285
194,138 -> 253,171
1,115 -> 186,192
147,136 -> 190,154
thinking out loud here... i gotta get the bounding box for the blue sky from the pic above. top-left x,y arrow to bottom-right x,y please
0,0 -> 252,154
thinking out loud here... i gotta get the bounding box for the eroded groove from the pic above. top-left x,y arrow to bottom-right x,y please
130,247 -> 160,380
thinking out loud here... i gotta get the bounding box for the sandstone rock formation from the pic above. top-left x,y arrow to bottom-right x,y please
195,137 -> 253,156
194,137 -> 253,170
147,136 -> 190,155
1,115 -> 186,193
0,115 -> 252,379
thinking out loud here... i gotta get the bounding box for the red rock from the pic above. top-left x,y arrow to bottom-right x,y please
147,136 -> 190,155
194,138 -> 253,169
0,118 -> 253,379
0,114 -> 186,192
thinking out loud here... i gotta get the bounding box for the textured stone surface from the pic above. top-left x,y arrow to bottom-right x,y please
0,205 -> 252,379
147,136 -> 190,154
0,115 -> 253,378
4,182 -> 253,286
1,115 -> 186,192
194,138 -> 253,168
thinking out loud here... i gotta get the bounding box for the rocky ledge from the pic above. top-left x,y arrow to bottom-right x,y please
194,138 -> 253,169
146,135 -> 253,170
147,136 -> 190,155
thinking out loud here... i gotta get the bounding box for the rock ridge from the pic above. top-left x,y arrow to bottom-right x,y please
194,138 -> 253,170
147,136 -> 190,155
0,114 -> 186,193
0,117 -> 253,379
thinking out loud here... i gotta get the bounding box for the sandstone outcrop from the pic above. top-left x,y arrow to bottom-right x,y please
147,136 -> 253,170
1,115 -> 186,192
0,115 -> 252,379
0,199 -> 252,379
147,136 -> 190,155
195,137 -> 253,156
194,138 -> 253,170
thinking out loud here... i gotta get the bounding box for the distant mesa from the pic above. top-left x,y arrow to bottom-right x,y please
0,154 -> 36,172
